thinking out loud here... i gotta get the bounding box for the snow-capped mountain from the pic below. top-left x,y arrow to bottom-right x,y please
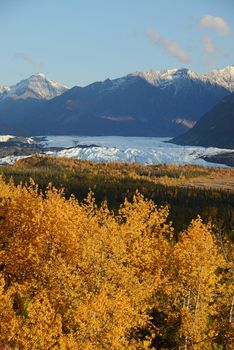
0,86 -> 10,95
205,65 -> 234,92
0,73 -> 67,101
0,65 -> 233,137
129,65 -> 234,92
130,68 -> 200,88
103,66 -> 234,102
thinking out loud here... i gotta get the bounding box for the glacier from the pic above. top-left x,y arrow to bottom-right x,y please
42,136 -> 233,167
0,136 -> 233,166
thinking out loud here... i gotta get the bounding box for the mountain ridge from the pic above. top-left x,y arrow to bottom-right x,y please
0,65 -> 234,137
114,65 -> 234,91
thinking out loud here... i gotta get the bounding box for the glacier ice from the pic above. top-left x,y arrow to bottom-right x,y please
42,136 -> 233,167
0,136 -> 233,167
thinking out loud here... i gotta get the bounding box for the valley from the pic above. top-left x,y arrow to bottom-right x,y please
1,155 -> 233,240
1,2 -> 234,349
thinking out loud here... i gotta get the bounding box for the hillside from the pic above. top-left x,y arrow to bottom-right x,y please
171,91 -> 234,148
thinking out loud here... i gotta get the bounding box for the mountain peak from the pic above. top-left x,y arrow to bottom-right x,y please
24,73 -> 49,81
129,67 -> 199,88
205,65 -> 234,91
0,74 -> 67,101
35,72 -> 46,78
127,65 -> 234,92
0,65 -> 233,138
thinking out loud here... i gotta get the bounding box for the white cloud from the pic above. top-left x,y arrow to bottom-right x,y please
201,35 -> 229,67
198,15 -> 231,36
15,52 -> 34,65
202,35 -> 215,54
145,28 -> 191,64
15,52 -> 44,71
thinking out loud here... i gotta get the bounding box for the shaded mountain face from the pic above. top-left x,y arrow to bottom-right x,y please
171,92 -> 234,149
0,66 -> 234,136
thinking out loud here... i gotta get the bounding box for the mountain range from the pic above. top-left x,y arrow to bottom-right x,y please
0,65 -> 234,139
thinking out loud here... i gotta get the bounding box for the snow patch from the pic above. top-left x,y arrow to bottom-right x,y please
0,155 -> 32,165
0,135 -> 14,142
206,65 -> 234,91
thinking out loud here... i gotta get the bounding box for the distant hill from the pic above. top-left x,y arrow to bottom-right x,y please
0,66 -> 234,136
171,92 -> 234,149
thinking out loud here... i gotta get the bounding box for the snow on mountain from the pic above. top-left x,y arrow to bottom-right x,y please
205,65 -> 234,92
0,135 -> 14,142
100,65 -> 234,94
1,65 -> 234,102
87,65 -> 234,102
131,68 -> 198,87
129,66 -> 234,92
0,65 -> 233,138
0,86 -> 10,94
0,73 -> 67,101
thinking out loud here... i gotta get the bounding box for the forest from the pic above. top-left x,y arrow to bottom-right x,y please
0,156 -> 233,349
1,156 -> 233,239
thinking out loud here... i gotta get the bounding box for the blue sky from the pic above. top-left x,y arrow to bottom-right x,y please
1,0 -> 233,87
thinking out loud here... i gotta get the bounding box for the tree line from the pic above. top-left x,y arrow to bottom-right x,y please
1,156 -> 233,240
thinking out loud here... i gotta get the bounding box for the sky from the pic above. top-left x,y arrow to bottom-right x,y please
0,0 -> 234,87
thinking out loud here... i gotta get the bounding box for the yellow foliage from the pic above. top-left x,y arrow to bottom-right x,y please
0,176 -> 232,349
172,218 -> 225,349
0,178 -> 171,349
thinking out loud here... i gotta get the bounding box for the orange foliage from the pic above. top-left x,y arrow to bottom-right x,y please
0,177 -> 232,349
